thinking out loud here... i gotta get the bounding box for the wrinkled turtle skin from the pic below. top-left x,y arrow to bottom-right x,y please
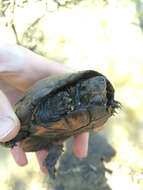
1,70 -> 119,178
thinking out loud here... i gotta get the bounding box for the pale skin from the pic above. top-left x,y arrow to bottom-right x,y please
0,44 -> 103,174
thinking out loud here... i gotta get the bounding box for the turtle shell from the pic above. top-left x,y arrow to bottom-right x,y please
15,70 -> 114,124
3,70 -> 119,152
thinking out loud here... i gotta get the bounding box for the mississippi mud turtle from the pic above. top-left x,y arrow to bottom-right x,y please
1,70 -> 119,178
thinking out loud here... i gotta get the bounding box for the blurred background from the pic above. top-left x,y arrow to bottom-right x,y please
0,0 -> 143,189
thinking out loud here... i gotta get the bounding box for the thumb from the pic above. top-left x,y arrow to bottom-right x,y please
0,90 -> 20,142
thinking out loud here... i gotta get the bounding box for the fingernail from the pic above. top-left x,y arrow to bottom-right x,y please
0,116 -> 17,140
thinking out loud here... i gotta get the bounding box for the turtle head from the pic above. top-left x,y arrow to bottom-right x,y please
79,76 -> 107,106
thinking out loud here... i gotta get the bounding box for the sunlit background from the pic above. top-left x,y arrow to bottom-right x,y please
0,0 -> 143,189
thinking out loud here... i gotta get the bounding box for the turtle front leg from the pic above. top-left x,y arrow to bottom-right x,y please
43,144 -> 64,178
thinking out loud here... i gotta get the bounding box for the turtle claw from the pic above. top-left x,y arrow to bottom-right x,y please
43,144 -> 64,179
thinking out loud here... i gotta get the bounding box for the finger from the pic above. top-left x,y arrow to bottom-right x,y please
0,90 -> 20,142
36,150 -> 49,174
73,132 -> 89,158
11,145 -> 28,166
0,44 -> 71,91
0,79 -> 23,106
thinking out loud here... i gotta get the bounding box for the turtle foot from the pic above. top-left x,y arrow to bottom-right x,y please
44,144 -> 64,178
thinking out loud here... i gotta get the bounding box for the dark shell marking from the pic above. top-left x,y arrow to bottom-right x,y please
1,70 -> 119,178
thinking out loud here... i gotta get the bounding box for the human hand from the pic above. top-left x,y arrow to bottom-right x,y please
0,44 -> 89,174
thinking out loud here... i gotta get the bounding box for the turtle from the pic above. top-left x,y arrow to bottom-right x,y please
1,70 -> 119,178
